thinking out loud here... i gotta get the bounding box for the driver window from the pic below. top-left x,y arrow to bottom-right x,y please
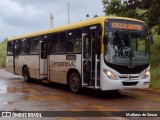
108,32 -> 114,44
121,34 -> 129,47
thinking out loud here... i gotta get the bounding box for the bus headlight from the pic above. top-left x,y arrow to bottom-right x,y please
141,69 -> 150,79
103,69 -> 117,80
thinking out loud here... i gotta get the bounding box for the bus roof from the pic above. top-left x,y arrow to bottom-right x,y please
8,16 -> 145,41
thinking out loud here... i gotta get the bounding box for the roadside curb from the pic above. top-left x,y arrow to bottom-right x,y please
133,89 -> 160,95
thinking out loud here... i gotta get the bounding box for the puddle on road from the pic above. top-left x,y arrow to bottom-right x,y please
90,104 -> 120,111
57,118 -> 78,120
23,93 -> 76,101
0,101 -> 12,105
67,108 -> 83,111
7,86 -> 40,94
23,94 -> 63,101
121,91 -> 160,103
7,86 -> 77,102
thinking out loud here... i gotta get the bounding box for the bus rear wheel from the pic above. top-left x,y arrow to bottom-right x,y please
69,72 -> 81,93
23,67 -> 30,82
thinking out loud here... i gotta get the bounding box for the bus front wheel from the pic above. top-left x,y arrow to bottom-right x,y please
23,67 -> 30,82
69,72 -> 81,93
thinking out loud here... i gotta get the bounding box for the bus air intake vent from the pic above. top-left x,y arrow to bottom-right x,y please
122,81 -> 139,86
119,76 -> 139,79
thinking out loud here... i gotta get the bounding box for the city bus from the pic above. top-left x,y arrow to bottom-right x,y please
7,16 -> 151,93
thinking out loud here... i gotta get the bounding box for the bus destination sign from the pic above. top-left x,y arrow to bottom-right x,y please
111,22 -> 143,31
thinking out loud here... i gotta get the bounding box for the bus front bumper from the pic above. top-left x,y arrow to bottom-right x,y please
100,76 -> 150,91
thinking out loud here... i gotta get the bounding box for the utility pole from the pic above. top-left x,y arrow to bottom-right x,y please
50,12 -> 54,28
67,2 -> 70,24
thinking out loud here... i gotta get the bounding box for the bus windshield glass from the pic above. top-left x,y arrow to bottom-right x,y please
104,19 -> 149,66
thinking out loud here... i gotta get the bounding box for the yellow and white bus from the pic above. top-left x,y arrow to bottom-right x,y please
7,16 -> 151,93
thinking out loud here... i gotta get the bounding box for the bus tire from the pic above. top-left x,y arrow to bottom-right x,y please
69,72 -> 81,93
23,67 -> 30,82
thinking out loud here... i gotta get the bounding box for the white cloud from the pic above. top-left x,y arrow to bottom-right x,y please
0,0 -> 104,41
0,0 -> 46,27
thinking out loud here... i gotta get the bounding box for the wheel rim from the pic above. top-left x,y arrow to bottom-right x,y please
71,76 -> 78,89
70,73 -> 80,92
24,70 -> 28,81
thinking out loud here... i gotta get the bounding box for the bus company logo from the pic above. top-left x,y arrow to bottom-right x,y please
50,61 -> 76,68
129,75 -> 132,80
2,112 -> 11,117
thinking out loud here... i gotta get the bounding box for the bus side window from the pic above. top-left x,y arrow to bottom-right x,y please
21,38 -> 29,55
83,35 -> 91,59
67,29 -> 82,53
15,40 -> 21,56
34,37 -> 40,54
7,41 -> 14,56
51,33 -> 58,53
42,34 -> 51,54
28,38 -> 34,54
28,37 -> 40,55
59,32 -> 67,53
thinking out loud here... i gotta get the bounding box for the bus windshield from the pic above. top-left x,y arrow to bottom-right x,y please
104,31 -> 149,66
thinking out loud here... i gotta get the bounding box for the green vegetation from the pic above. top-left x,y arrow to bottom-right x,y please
0,39 -> 7,68
150,34 -> 160,90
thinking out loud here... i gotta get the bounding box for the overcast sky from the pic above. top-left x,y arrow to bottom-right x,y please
0,0 -> 104,41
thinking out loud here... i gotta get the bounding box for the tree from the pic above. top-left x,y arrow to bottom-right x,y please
102,0 -> 160,33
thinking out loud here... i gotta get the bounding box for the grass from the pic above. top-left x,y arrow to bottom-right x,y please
0,39 -> 7,67
150,33 -> 160,90
0,34 -> 160,90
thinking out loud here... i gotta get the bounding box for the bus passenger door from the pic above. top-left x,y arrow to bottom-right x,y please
14,41 -> 20,75
82,33 -> 92,86
82,32 -> 100,88
40,41 -> 47,79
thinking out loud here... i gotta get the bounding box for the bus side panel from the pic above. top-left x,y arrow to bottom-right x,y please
19,55 -> 39,79
49,54 -> 81,84
6,56 -> 14,74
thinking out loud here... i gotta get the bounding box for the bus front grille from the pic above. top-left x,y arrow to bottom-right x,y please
122,81 -> 139,86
